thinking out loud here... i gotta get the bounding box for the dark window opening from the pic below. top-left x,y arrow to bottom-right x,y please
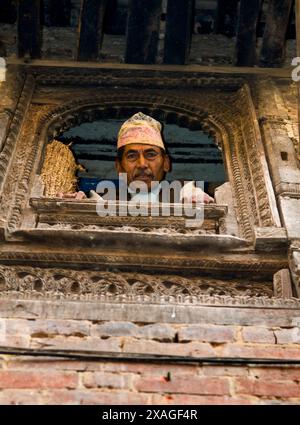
57,118 -> 226,197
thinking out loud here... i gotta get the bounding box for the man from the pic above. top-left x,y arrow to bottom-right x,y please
59,112 -> 214,204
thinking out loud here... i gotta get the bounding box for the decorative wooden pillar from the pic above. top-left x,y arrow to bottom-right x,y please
260,0 -> 293,67
77,0 -> 108,61
125,0 -> 162,64
234,0 -> 262,66
163,0 -> 194,65
17,0 -> 42,59
215,0 -> 239,37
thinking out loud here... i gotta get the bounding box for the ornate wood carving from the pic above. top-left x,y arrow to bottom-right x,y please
273,268 -> 293,298
0,67 -> 287,293
0,265 -> 300,309
0,74 -> 35,193
0,265 -> 274,299
30,68 -> 246,90
289,246 -> 300,298
0,246 -> 288,276
0,82 -> 278,243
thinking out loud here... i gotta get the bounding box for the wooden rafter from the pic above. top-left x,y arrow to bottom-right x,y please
17,0 -> 42,59
163,0 -> 194,65
125,0 -> 162,64
260,0 -> 294,67
234,0 -> 262,66
77,0 -> 107,61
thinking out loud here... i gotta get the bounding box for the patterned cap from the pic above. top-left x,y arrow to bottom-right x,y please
117,112 -> 165,151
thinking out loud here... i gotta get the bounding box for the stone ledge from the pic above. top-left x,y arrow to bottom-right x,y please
0,298 -> 300,326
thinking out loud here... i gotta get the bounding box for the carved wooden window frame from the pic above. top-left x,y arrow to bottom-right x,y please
0,67 -> 292,307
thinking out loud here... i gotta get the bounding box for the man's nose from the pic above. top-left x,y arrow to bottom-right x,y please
137,153 -> 148,168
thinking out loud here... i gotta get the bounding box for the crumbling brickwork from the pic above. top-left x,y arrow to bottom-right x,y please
1,318 -> 300,404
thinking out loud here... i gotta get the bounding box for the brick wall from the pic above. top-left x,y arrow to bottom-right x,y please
1,318 -> 300,405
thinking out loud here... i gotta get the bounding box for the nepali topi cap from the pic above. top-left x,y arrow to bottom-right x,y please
117,112 -> 165,151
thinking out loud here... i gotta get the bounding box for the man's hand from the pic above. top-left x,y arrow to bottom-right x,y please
55,191 -> 87,200
180,181 -> 214,204
55,190 -> 105,201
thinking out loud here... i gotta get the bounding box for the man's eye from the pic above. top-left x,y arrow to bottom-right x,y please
126,153 -> 138,160
145,151 -> 158,159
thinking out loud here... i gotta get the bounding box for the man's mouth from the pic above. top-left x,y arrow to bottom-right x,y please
136,175 -> 152,180
134,172 -> 153,181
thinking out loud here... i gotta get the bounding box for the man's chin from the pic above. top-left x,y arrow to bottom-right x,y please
131,177 -> 154,190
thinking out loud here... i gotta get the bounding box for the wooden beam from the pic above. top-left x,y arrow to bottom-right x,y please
234,0 -> 262,66
260,0 -> 293,67
163,0 -> 194,65
77,0 -> 108,61
17,0 -> 42,59
6,57 -> 295,79
125,0 -> 162,64
215,0 -> 238,37
47,0 -> 71,27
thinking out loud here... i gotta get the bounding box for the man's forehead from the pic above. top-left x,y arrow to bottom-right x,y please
124,144 -> 161,153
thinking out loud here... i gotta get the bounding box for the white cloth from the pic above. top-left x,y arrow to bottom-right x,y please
128,183 -> 160,203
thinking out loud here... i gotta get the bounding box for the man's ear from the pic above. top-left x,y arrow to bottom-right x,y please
163,154 -> 171,173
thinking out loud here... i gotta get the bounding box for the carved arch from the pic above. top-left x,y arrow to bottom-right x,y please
2,88 -> 280,241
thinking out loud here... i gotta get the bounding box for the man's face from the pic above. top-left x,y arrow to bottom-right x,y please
116,144 -> 170,189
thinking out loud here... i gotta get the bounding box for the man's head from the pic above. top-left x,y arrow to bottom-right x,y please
115,112 -> 170,189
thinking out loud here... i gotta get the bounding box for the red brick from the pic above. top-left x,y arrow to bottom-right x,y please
122,339 -> 215,357
178,325 -> 236,343
0,335 -> 30,348
242,327 -> 275,344
30,320 -> 90,338
249,366 -> 300,381
3,358 -> 199,376
221,344 -> 300,360
134,375 -> 230,396
235,377 -> 300,398
151,394 -> 252,405
2,319 -> 90,338
5,356 -> 88,371
0,371 -> 78,389
91,322 -> 138,338
274,328 -> 300,344
0,390 -> 45,405
0,390 -> 150,405
99,361 -> 198,375
202,365 -> 248,377
82,372 -> 132,390
138,324 -> 176,342
30,335 -> 121,352
91,322 -> 176,342
44,390 -> 150,405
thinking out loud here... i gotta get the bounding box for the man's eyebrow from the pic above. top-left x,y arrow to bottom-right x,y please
125,149 -> 139,154
144,148 -> 159,153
